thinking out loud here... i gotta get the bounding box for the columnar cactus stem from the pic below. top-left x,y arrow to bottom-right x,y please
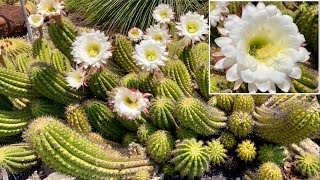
30,98 -> 65,118
66,104 -> 91,134
146,130 -> 174,163
32,38 -> 51,63
233,95 -> 255,112
0,110 -> 32,138
180,46 -> 196,73
156,78 -> 185,102
51,49 -> 72,73
228,111 -> 253,138
195,64 -> 210,100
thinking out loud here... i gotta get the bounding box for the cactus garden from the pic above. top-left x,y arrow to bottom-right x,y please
0,0 -> 319,179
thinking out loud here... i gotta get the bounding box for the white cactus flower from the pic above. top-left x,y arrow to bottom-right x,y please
28,14 -> 44,28
66,67 -> 87,90
128,27 -> 143,42
143,24 -> 170,45
152,3 -> 175,23
210,1 -> 229,27
37,0 -> 64,17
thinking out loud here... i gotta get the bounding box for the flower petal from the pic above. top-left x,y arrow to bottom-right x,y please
240,69 -> 255,83
226,64 -> 239,81
248,83 -> 258,93
255,81 -> 270,92
288,66 -> 302,79
214,58 -> 226,69
214,37 -> 232,47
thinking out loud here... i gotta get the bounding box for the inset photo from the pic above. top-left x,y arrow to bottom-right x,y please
209,1 -> 319,94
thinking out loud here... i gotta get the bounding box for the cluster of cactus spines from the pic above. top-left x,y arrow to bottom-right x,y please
219,131 -> 236,149
171,138 -> 210,178
163,60 -> 193,96
134,169 -> 151,180
258,144 -> 286,165
146,130 -> 174,163
295,152 -> 320,177
30,62 -> 87,104
51,49 -> 72,73
156,78 -> 185,102
83,100 -> 126,140
113,35 -> 141,73
291,64 -> 318,93
175,97 -> 227,135
25,117 -> 154,179
32,38 -> 51,63
216,95 -> 235,112
208,96 -> 217,107
236,140 -> 256,162
149,96 -> 178,130
0,144 -> 38,173
228,111 -> 252,138
195,64 -> 210,100
0,38 -> 32,60
176,128 -> 199,140
0,110 -> 32,139
207,139 -> 227,165
180,46 -> 196,73
233,95 -> 255,113
253,96 -> 320,144
137,123 -> 157,143
65,104 -> 91,134
30,98 -> 65,118
256,162 -> 283,180
88,69 -> 119,99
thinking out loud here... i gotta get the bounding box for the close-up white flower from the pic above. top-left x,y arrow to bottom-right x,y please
152,3 -> 175,24
65,67 -> 87,90
28,14 -> 44,28
71,30 -> 112,69
111,87 -> 150,120
210,1 -> 229,27
143,24 -> 170,45
176,12 -> 209,43
214,2 -> 310,93
133,39 -> 168,71
37,0 -> 65,17
128,27 -> 143,42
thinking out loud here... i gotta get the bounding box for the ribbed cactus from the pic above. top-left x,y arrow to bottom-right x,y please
137,123 -> 157,143
258,144 -> 285,165
195,64 -> 210,100
15,54 -> 30,73
219,132 -> 236,149
83,100 -> 126,141
253,95 -> 269,106
295,153 -> 320,177
167,39 -> 186,59
236,140 -> 256,162
137,73 -> 158,94
30,98 -> 65,118
0,94 -> 13,111
253,95 -> 320,144
176,128 -> 199,140
216,95 -> 235,112
291,64 -> 318,93
0,144 -> 37,173
156,78 -> 185,102
32,38 -> 51,63
146,130 -> 174,163
135,170 -> 150,180
123,133 -> 140,147
0,38 -> 32,59
175,97 -> 227,135
171,138 -> 210,178
0,110 -> 32,138
180,46 -> 196,73
193,42 -> 209,64
65,104 -> 91,134
149,96 -> 178,130
24,116 -> 154,179
233,95 -> 255,112
51,49 -> 72,73
257,162 -> 283,180
210,74 -> 233,93
30,62 -> 86,104
121,73 -> 140,89
118,116 -> 148,131
207,139 -> 227,165
88,69 -> 118,100
113,35 -> 141,73
228,111 -> 252,138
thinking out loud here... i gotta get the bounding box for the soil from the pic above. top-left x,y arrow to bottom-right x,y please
0,5 -> 27,38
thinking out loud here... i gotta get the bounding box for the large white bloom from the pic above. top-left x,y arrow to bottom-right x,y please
65,67 -> 86,90
152,4 -> 175,23
143,24 -> 170,45
128,27 -> 143,42
28,14 -> 44,28
111,87 -> 150,120
133,39 -> 168,71
214,2 -> 310,93
37,0 -> 64,17
176,12 -> 209,43
210,1 -> 229,27
71,30 -> 112,69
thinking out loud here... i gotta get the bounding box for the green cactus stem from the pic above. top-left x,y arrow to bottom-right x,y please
0,110 -> 32,138
24,116 -> 154,179
0,38 -> 32,60
15,54 -> 30,73
258,144 -> 285,165
137,123 -> 157,143
120,73 -> 140,89
236,140 -> 256,162
291,64 -> 318,93
135,170 -> 150,180
216,95 -> 235,112
156,78 -> 185,102
233,95 -> 255,112
295,152 -> 320,177
32,38 -> 51,63
228,111 -> 252,138
180,46 -> 196,73
146,130 -> 174,163
176,128 -> 199,140
253,95 -> 269,106
219,132 -> 236,149
51,49 -> 72,73
193,42 -> 209,64
66,104 -> 91,134
122,133 -> 140,147
0,144 -> 37,173
138,72 -> 158,94
207,139 -> 227,165
30,98 -> 65,118
195,64 -> 210,100
0,94 -> 13,111
257,162 -> 283,180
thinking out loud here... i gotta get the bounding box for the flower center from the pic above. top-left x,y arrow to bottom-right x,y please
248,37 -> 277,62
45,3 -> 56,12
153,33 -> 163,42
74,73 -> 83,83
131,29 -> 140,37
145,49 -> 158,61
31,16 -> 41,23
186,21 -> 200,34
160,10 -> 168,18
86,43 -> 101,57
124,96 -> 138,108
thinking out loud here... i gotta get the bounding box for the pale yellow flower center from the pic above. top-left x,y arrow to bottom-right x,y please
153,33 -> 163,42
130,29 -> 140,37
74,73 -> 83,83
44,3 -> 56,12
145,49 -> 158,61
160,10 -> 168,18
86,43 -> 101,57
124,96 -> 138,108
31,16 -> 42,23
248,37 -> 280,62
186,21 -> 200,34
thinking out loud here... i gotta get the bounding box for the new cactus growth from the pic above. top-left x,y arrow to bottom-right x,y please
171,138 -> 210,178
0,110 -> 32,138
207,139 -> 227,165
88,69 -> 118,100
219,132 -> 236,149
233,95 -> 255,112
30,98 -> 65,118
25,117 -> 154,179
137,123 -> 157,143
120,73 -> 140,89
0,144 -> 37,173
175,97 -> 227,135
258,144 -> 285,165
216,95 -> 235,112
228,111 -> 252,138
156,78 -> 185,102
236,140 -> 256,162
257,162 -> 283,180
65,104 -> 91,134
295,153 -> 320,177
146,130 -> 174,163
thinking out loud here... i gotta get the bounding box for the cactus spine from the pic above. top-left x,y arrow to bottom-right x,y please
66,104 -> 91,134
51,49 -> 72,72
236,140 -> 256,162
257,162 -> 283,180
228,111 -> 252,138
216,95 -> 235,112
207,139 -> 227,165
88,69 -> 118,100
0,110 -> 32,138
156,78 -> 185,102
0,38 -> 32,59
146,130 -> 174,163
25,117 -> 154,179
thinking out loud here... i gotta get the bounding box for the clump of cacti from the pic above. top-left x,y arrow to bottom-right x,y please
257,162 -> 283,180
236,140 -> 256,162
146,130 -> 174,163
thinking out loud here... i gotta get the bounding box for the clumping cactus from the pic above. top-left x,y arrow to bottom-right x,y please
171,138 -> 210,178
30,98 -> 65,118
149,96 -> 178,130
258,144 -> 286,165
0,144 -> 37,173
219,132 -> 237,149
146,130 -> 174,163
175,97 -> 227,135
207,139 -> 227,165
24,117 -> 154,179
156,78 -> 185,102
216,95 -> 235,112
295,152 -> 320,177
135,169 -> 150,180
65,104 -> 91,134
176,128 -> 199,140
257,162 -> 283,180
0,110 -> 32,139
88,69 -> 119,99
233,95 -> 255,112
228,111 -> 252,138
236,140 -> 256,162
0,38 -> 32,59
137,123 -> 157,143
